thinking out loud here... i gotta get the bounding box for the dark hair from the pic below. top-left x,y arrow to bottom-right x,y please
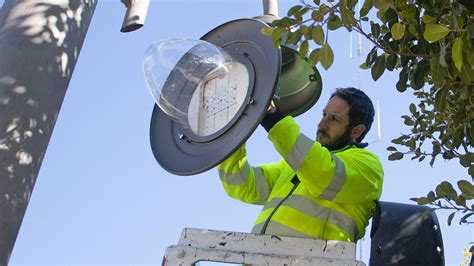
330,87 -> 375,142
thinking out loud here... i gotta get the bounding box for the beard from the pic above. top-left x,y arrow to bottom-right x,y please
317,127 -> 352,151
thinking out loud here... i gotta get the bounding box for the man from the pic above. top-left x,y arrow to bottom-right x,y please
218,87 -> 384,242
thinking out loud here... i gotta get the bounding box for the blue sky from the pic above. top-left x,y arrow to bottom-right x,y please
4,0 -> 472,265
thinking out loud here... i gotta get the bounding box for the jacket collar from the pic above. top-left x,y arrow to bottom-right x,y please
332,141 -> 368,153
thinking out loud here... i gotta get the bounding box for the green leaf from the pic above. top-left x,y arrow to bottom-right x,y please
271,27 -> 286,48
391,23 -> 405,40
313,0 -> 320,4
365,47 -> 377,66
382,7 -> 398,23
308,49 -> 320,66
388,152 -> 404,160
452,129 -> 466,150
410,197 -> 419,202
320,3 -> 330,11
371,55 -> 386,81
435,181 -> 457,200
458,180 -> 474,199
300,7 -> 311,16
459,154 -> 472,168
411,62 -> 428,90
386,54 -> 397,71
319,43 -> 334,70
327,15 -> 343,30
433,141 -> 441,155
371,22 -> 381,38
300,25 -> 309,35
409,103 -> 416,114
423,24 -> 451,42
416,197 -> 430,205
396,68 -> 408,92
261,27 -> 274,36
406,4 -> 418,23
452,38 -> 463,71
400,55 -> 410,67
422,15 -> 434,24
391,136 -> 404,145
442,151 -> 454,159
434,87 -> 448,112
430,54 -> 448,85
394,0 -> 407,11
447,212 -> 455,226
312,25 -> 325,45
279,17 -> 298,27
427,191 -> 436,201
386,146 -> 397,151
359,62 -> 370,69
467,24 -> 474,39
285,30 -> 303,45
408,24 -> 419,37
360,0 -> 373,17
271,19 -> 282,27
346,0 -> 358,9
341,7 -> 356,30
455,56 -> 474,83
299,40 -> 309,59
287,5 -> 303,17
454,195 -> 466,207
469,165 -> 474,178
373,0 -> 393,12
311,9 -> 325,22
404,116 -> 414,126
467,49 -> 474,69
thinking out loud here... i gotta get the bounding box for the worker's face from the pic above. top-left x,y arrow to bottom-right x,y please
317,96 -> 352,151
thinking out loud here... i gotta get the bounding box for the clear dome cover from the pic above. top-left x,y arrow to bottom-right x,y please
144,39 -> 250,137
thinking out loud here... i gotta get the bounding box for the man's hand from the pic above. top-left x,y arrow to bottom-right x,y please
267,100 -> 276,112
260,100 -> 284,132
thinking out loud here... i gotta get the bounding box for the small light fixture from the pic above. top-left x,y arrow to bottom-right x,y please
144,39 -> 251,137
120,0 -> 150,32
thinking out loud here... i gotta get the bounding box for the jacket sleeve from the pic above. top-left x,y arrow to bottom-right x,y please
267,116 -> 384,204
217,144 -> 285,205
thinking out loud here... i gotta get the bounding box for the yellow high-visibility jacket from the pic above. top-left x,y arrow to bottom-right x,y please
218,116 -> 384,242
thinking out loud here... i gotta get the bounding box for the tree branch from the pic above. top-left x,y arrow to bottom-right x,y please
288,2 -> 341,30
352,22 -> 432,58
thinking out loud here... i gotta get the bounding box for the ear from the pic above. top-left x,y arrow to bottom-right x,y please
350,124 -> 366,141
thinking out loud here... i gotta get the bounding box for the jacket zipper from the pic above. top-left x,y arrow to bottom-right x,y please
260,175 -> 300,234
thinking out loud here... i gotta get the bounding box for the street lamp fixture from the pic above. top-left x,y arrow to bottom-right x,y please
145,18 -> 322,175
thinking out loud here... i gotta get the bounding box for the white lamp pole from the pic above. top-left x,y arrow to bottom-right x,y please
262,0 -> 279,16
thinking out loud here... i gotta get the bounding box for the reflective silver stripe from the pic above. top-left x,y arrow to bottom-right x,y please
262,197 -> 284,211
329,209 -> 359,239
254,167 -> 270,204
319,154 -> 347,200
218,161 -> 250,185
260,195 -> 357,239
252,221 -> 314,238
285,134 -> 314,171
